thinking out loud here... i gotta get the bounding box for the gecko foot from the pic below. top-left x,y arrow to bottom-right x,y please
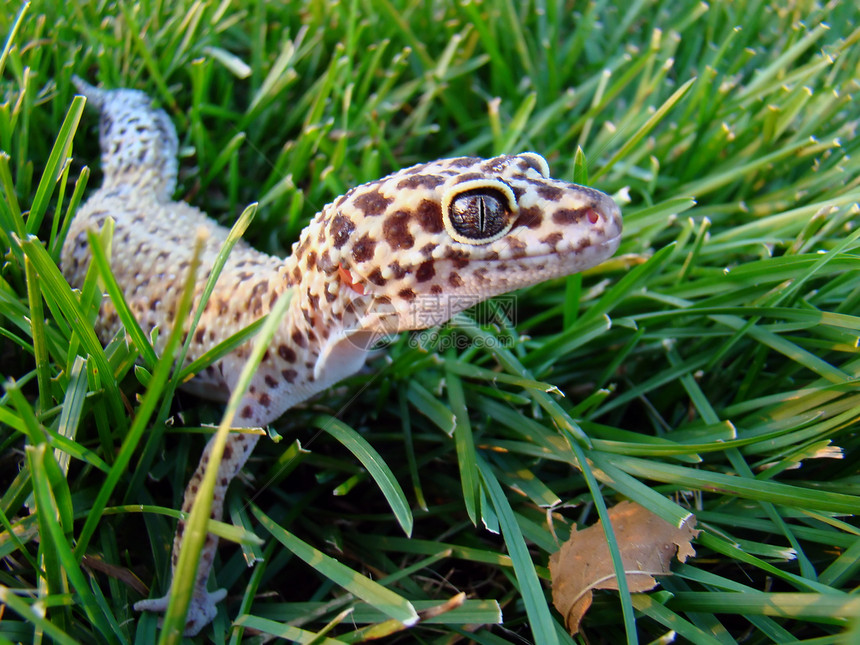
134,587 -> 227,636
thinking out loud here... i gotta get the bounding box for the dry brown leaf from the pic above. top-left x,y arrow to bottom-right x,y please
549,501 -> 699,634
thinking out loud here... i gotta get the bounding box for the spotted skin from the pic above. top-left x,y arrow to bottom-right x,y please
62,78 -> 622,635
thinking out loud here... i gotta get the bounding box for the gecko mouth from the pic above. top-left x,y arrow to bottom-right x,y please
345,226 -> 623,301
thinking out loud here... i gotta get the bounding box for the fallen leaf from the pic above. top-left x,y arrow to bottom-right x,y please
549,501 -> 699,634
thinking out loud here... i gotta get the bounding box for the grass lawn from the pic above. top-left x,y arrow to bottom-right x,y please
1,1 -> 859,643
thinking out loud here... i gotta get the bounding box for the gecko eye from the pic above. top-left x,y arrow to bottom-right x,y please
448,189 -> 510,241
442,180 -> 518,245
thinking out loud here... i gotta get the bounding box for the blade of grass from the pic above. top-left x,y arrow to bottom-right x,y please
157,282 -> 293,643
26,96 -> 85,235
477,456 -> 560,645
312,415 -> 413,537
251,503 -> 419,626
592,77 -> 696,182
74,232 -> 206,562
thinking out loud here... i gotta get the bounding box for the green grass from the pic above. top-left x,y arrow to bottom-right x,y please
1,0 -> 859,643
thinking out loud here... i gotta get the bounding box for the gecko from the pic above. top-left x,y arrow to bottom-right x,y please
62,78 -> 623,635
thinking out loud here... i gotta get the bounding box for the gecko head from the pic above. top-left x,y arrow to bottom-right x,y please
293,152 -> 622,335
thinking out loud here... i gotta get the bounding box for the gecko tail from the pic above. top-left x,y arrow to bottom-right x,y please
72,76 -> 179,201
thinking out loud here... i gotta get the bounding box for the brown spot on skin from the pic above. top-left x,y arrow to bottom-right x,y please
306,251 -> 317,270
352,233 -> 377,263
419,242 -> 435,258
396,174 -> 446,190
195,328 -> 206,343
452,172 -> 487,184
278,344 -> 297,362
259,393 -> 271,407
553,208 -> 586,225
481,156 -> 513,173
448,273 -> 464,288
576,236 -> 593,251
353,190 -> 394,215
416,260 -> 435,283
445,248 -> 471,269
383,211 -> 414,250
308,291 -> 319,312
368,268 -> 386,286
538,185 -> 565,201
250,280 -> 269,314
265,375 -> 277,388
223,444 -> 234,460
430,284 -> 443,294
241,405 -> 253,419
282,369 -> 297,383
519,156 -> 544,174
295,237 -> 309,259
391,262 -> 408,279
325,290 -> 337,303
330,213 -> 355,249
508,237 -> 527,258
399,288 -> 416,301
318,250 -> 336,273
514,205 -> 543,229
542,231 -> 564,249
292,329 -> 307,348
416,199 -> 444,232
450,156 -> 481,167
